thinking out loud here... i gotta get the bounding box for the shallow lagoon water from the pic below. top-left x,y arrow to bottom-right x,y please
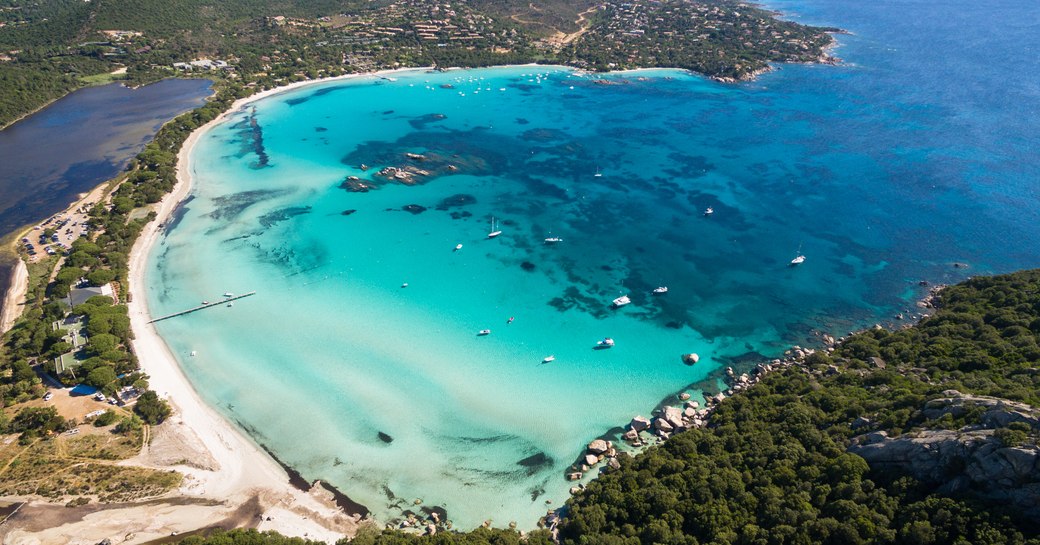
147,0 -> 1040,528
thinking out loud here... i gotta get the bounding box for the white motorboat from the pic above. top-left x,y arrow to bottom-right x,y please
597,338 -> 615,348
704,207 -> 714,216
652,287 -> 669,294
478,329 -> 491,336
790,255 -> 806,266
542,355 -> 556,363
612,295 -> 631,307
454,243 -> 463,251
223,292 -> 233,297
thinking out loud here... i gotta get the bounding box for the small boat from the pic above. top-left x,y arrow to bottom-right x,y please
227,302 -> 234,307
594,167 -> 603,178
597,338 -> 615,348
223,292 -> 233,298
652,287 -> 669,295
202,301 -> 209,305
542,355 -> 556,363
401,283 -> 409,288
477,329 -> 491,336
487,217 -> 502,239
790,244 -> 805,266
612,295 -> 631,308
190,351 -> 197,357
507,316 -> 515,324
454,243 -> 463,251
544,232 -> 563,244
704,207 -> 714,216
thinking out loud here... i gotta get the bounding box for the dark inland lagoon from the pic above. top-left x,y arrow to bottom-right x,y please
0,78 -> 213,318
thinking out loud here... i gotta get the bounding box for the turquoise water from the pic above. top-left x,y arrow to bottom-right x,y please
146,0 -> 1040,528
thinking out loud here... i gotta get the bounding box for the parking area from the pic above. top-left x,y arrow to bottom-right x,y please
18,184 -> 108,263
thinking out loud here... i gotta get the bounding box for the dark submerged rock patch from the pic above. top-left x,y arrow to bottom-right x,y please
259,206 -> 312,228
408,113 -> 448,129
402,204 -> 427,215
435,193 -> 477,210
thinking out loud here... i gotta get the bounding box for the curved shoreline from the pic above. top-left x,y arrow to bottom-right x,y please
123,84 -> 367,541
124,64 -> 759,533
121,58 -> 855,536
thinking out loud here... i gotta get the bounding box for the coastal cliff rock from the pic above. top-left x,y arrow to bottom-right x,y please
922,390 -> 1040,429
849,391 -> 1040,517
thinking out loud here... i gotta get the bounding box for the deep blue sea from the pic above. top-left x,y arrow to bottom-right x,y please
0,78 -> 212,316
146,0 -> 1040,528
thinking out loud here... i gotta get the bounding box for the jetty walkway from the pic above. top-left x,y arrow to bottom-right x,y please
148,292 -> 256,323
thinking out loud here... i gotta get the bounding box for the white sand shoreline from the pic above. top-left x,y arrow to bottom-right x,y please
118,62 -> 683,539
11,63 -> 715,542
120,78 -> 377,542
0,258 -> 27,335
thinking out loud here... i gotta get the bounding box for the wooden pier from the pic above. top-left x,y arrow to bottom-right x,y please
148,291 -> 256,323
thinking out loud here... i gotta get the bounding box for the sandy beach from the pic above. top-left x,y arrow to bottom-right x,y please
116,86 -> 371,542
2,65 -> 552,543
1,69 -> 454,544
0,258 -> 27,335
1,76 -> 400,544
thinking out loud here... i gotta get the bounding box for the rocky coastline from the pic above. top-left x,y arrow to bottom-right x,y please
561,282 -> 949,508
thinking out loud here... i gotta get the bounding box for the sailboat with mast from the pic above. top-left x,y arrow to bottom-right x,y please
790,244 -> 806,266
487,216 -> 502,239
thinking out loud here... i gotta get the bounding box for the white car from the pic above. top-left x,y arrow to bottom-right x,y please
43,392 -> 53,401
